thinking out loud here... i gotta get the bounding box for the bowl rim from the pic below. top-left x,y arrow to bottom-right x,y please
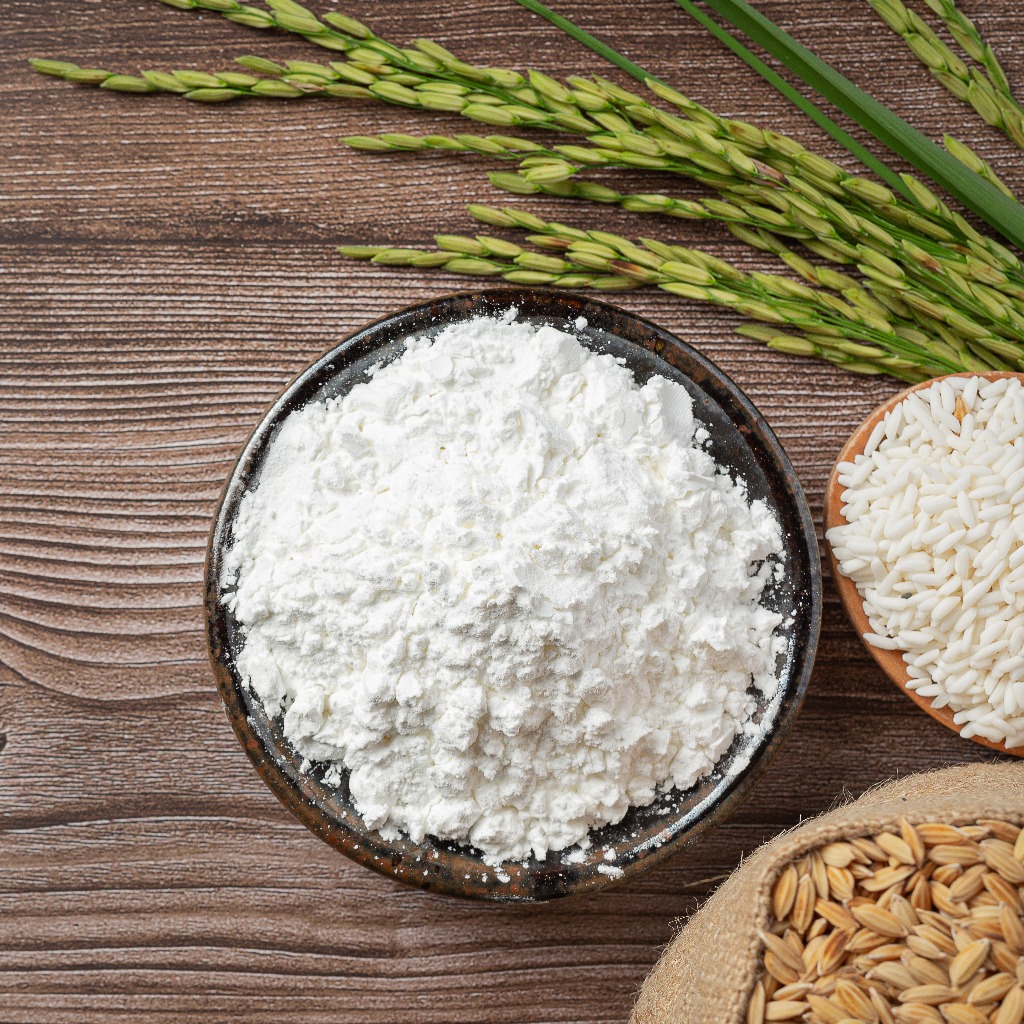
204,287 -> 823,901
823,370 -> 1024,758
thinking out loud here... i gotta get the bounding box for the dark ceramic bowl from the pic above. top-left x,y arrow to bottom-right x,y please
206,289 -> 821,902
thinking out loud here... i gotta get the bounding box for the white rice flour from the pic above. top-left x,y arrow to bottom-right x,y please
224,312 -> 785,864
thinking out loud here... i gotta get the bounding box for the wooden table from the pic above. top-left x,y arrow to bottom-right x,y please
2,2 -> 1020,1021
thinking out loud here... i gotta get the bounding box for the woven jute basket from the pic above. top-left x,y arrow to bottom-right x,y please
631,762 -> 1024,1024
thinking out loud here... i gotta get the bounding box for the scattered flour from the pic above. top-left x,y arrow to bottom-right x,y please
223,311 -> 785,865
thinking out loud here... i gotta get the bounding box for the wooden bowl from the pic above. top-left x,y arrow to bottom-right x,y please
824,371 -> 1024,758
205,288 -> 822,901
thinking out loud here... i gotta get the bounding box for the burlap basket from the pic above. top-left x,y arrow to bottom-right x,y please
631,762 -> 1024,1024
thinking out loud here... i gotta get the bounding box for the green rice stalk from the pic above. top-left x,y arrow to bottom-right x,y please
869,0 -> 1024,150
339,205 -> 1005,380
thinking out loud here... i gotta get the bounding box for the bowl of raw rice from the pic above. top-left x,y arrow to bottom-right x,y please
825,371 -> 1024,756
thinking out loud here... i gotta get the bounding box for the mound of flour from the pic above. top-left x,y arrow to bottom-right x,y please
223,312 -> 785,864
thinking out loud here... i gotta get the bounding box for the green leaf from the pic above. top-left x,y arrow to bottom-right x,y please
511,0 -> 655,83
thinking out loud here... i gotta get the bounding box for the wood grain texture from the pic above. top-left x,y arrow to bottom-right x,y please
1,1 -> 1022,1021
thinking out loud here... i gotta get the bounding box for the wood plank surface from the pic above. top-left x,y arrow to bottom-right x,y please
1,1 -> 1022,1021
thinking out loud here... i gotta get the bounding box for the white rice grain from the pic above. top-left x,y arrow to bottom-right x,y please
826,376 -> 1024,749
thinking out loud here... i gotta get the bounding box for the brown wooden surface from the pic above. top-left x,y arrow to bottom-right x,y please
2,2 -> 1022,1022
